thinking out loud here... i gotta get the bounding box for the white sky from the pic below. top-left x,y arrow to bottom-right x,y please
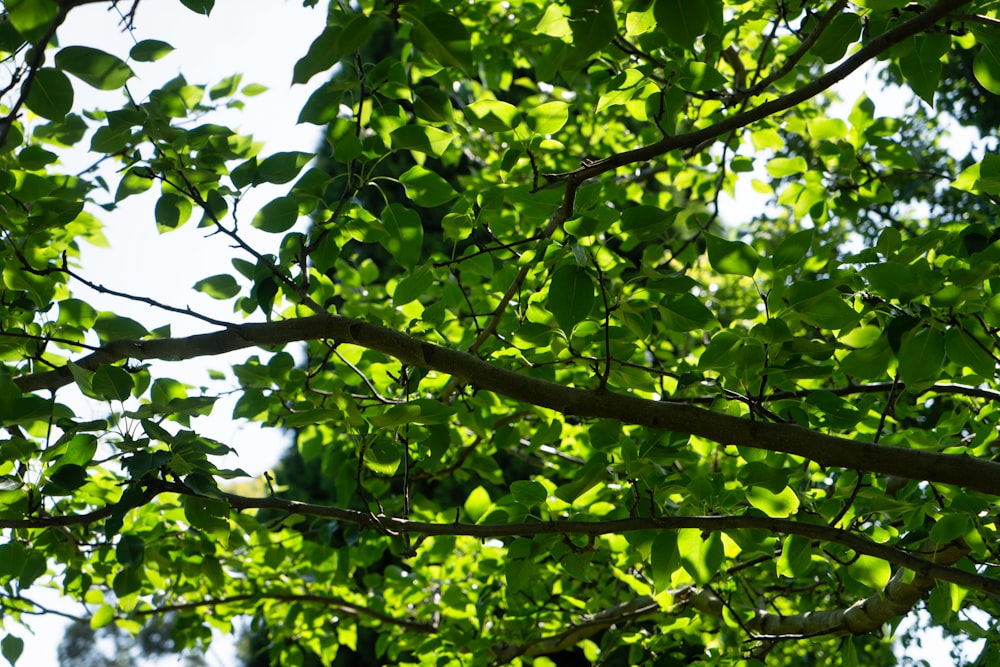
7,0 -> 986,664
16,1 -> 324,664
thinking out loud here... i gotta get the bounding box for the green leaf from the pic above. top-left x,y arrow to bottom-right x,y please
862,262 -> 918,301
252,196 -> 300,233
746,486 -> 799,518
380,203 -> 423,271
564,0 -> 616,69
368,403 -> 421,428
466,486 -> 496,524
93,313 -> 148,342
55,46 -> 134,90
549,265 -> 596,331
766,156 -> 807,178
392,265 -> 434,307
650,532 -> 679,592
256,151 -> 313,185
129,39 -> 174,62
390,125 -> 455,158
796,293 -> 861,329
974,42 -> 1000,95
413,86 -> 453,123
92,365 -> 134,401
510,480 -> 547,507
115,534 -> 145,567
899,42 -> 942,107
154,193 -> 193,232
90,604 -> 115,630
654,0 -> 711,49
464,99 -> 522,132
811,13 -> 862,63
660,293 -> 718,331
898,327 -> 945,387
776,534 -> 812,578
292,26 -> 342,85
620,205 -> 681,241
679,62 -> 727,91
705,234 -> 759,276
1,635 -> 23,666
230,158 -> 258,189
297,81 -> 342,125
407,11 -> 473,72
115,168 -> 154,202
4,0 -> 58,39
772,229 -> 813,271
400,165 -> 458,206
194,274 -> 241,299
24,68 -> 73,121
679,529 -> 723,584
112,566 -> 143,598
46,464 -> 87,493
847,555 -> 891,590
944,327 -> 996,378
179,0 -> 214,15
528,101 -> 569,135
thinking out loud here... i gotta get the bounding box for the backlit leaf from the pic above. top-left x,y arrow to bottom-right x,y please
549,265 -> 596,331
55,46 -> 134,90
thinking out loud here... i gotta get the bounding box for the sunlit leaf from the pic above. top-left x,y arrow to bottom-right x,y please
55,46 -> 134,90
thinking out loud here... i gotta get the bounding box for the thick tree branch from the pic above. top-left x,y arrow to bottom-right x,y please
14,314 -> 1000,496
494,541 -> 970,660
748,541 -> 971,637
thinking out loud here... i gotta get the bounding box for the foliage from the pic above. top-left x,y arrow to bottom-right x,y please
1,0 -> 1000,665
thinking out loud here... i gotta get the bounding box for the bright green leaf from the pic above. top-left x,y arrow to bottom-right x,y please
746,485 -> 800,518
464,99 -> 521,133
194,274 -> 241,299
847,555 -> 891,590
400,165 -> 458,206
705,234 -> 759,276
464,486 -> 491,522
549,265 -> 596,331
130,39 -> 174,62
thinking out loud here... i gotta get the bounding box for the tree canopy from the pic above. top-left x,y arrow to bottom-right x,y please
1,0 -> 1000,665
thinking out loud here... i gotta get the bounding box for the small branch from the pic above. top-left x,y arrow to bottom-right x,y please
543,0 -> 973,185
128,591 -> 435,633
742,0 -> 850,97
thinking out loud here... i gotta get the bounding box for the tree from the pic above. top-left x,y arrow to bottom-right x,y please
1,0 -> 1000,664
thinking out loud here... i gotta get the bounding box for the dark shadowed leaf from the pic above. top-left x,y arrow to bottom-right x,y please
549,265 -> 596,331
24,68 -> 73,120
130,39 -> 174,62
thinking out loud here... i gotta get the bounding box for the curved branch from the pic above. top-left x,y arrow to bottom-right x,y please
13,314 -> 1000,495
748,541 -> 971,637
495,540 -> 970,659
211,486 -> 998,597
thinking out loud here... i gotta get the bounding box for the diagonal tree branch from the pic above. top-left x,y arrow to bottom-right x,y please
13,314 -> 1000,496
